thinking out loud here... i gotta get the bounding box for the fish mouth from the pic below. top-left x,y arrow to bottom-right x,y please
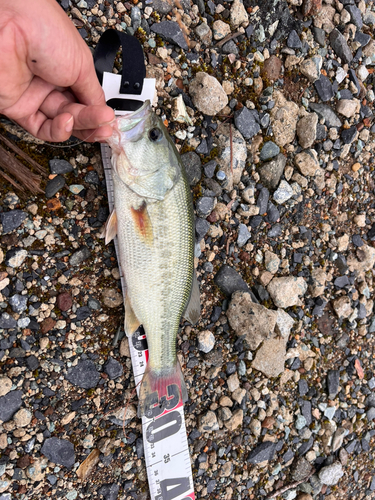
116,100 -> 152,142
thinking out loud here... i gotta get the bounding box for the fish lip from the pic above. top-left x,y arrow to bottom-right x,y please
117,100 -> 152,133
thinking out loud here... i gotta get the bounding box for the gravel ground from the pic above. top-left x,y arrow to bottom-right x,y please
1,0 -> 375,499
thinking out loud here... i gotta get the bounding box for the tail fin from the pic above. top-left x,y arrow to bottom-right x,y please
138,361 -> 188,418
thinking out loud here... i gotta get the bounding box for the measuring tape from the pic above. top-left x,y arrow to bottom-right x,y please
101,143 -> 195,500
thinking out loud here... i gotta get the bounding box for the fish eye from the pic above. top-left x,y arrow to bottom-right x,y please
148,128 -> 163,142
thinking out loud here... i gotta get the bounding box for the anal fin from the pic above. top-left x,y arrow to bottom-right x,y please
125,294 -> 141,337
183,271 -> 200,325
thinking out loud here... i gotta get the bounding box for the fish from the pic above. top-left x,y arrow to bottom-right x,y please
104,100 -> 200,417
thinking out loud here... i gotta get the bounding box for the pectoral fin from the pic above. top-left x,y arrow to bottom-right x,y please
125,295 -> 141,337
131,201 -> 153,245
183,271 -> 200,325
101,209 -> 118,244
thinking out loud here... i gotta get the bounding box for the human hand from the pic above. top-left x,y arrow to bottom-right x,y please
0,0 -> 114,142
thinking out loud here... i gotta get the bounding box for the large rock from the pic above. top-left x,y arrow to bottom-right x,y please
261,55 -> 282,81
347,245 -> 375,274
309,103 -> 342,128
227,291 -> 278,350
270,91 -> 299,147
267,277 -> 307,308
189,72 -> 228,116
330,29 -> 353,65
151,21 -> 188,50
336,99 -> 360,118
294,149 -> 321,177
215,124 -> 247,191
299,56 -> 322,83
41,438 -> 75,468
296,113 -> 318,149
252,309 -> 294,378
258,153 -> 286,190
0,391 -> 23,423
230,0 -> 248,28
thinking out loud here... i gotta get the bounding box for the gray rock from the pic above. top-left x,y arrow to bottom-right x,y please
196,139 -> 208,155
259,141 -> 280,161
204,160 -> 217,178
214,266 -> 257,302
247,441 -> 277,464
9,294 -> 28,314
45,175 -> 66,198
49,159 -> 73,174
151,0 -> 174,14
85,171 -> 99,185
258,153 -> 286,190
345,5 -> 363,28
234,107 -> 260,140
0,312 -> 17,329
195,218 -> 210,242
309,103 -> 342,128
65,360 -> 100,389
151,21 -> 188,50
287,29 -> 302,49
257,188 -> 269,215
26,355 -> 39,371
104,357 -> 123,380
0,210 -> 27,233
131,6 -> 141,29
291,456 -> 313,481
0,390 -> 22,422
222,40 -> 238,55
330,29 -> 353,65
273,180 -> 294,204
69,246 -> 91,266
181,152 -> 202,186
41,437 -> 75,468
237,224 -> 251,247
366,407 -> 375,421
318,462 -> 344,486
314,75 -> 334,102
196,197 -> 215,217
98,483 -> 120,500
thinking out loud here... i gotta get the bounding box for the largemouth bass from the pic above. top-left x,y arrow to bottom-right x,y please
104,101 -> 200,417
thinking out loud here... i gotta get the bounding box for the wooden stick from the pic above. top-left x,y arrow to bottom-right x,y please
0,168 -> 26,193
0,145 -> 43,194
0,133 -> 47,175
215,31 -> 243,48
265,469 -> 316,499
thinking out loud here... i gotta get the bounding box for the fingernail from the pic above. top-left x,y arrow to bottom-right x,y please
65,116 -> 74,132
94,137 -> 109,143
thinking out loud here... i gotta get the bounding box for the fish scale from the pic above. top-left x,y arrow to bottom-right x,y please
113,174 -> 194,373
